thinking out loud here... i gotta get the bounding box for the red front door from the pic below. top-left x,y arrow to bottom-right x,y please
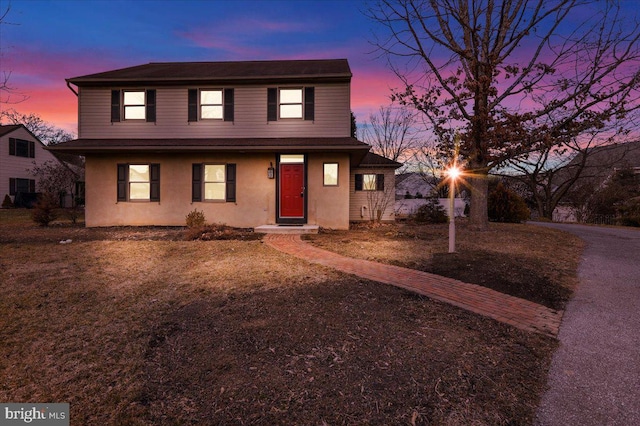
280,163 -> 305,218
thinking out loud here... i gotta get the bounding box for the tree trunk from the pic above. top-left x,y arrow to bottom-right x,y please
468,172 -> 489,230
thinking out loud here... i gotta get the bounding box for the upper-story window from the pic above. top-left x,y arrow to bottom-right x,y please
111,89 -> 156,123
123,91 -> 146,120
201,90 -> 223,119
267,87 -> 314,121
188,88 -> 234,122
279,88 -> 303,118
9,138 -> 35,158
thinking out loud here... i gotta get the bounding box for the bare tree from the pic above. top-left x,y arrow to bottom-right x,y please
0,4 -> 28,105
499,132 -> 639,220
361,103 -> 418,165
367,0 -> 640,229
0,109 -> 75,144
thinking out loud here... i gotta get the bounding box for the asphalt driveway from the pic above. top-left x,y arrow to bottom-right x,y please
533,223 -> 640,425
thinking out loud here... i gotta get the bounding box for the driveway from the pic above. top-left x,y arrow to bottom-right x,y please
533,223 -> 640,425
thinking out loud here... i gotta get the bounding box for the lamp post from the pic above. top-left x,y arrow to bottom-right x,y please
447,166 -> 461,253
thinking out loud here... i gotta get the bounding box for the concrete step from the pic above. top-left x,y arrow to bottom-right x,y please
254,224 -> 319,234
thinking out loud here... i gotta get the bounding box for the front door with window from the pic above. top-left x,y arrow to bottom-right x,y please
278,155 -> 306,223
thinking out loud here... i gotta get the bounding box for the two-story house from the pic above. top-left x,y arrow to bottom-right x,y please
1,124 -> 81,207
49,59 -> 399,229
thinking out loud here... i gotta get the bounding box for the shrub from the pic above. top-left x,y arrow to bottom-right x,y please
66,205 -> 84,224
488,182 -> 530,223
414,197 -> 448,223
2,194 -> 14,208
31,193 -> 59,226
185,209 -> 206,228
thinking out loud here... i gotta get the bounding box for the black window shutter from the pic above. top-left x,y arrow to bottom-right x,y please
111,90 -> 121,122
188,89 -> 198,122
304,87 -> 315,121
29,179 -> 36,193
226,163 -> 236,202
224,88 -> 234,122
376,174 -> 385,191
146,90 -> 156,123
267,88 -> 277,121
117,164 -> 127,201
150,163 -> 160,201
9,138 -> 15,155
9,178 -> 16,195
355,174 -> 363,191
29,141 -> 35,158
192,164 -> 202,202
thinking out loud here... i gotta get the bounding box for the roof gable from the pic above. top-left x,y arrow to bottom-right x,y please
0,124 -> 26,138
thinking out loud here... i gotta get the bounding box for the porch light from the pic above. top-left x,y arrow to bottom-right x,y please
268,162 -> 275,179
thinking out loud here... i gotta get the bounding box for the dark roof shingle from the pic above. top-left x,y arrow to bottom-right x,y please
67,59 -> 352,86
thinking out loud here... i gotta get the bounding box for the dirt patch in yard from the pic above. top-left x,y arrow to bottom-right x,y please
141,280 -> 556,425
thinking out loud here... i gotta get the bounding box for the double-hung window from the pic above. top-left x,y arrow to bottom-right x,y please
111,89 -> 156,122
117,163 -> 160,202
188,88 -> 234,122
267,87 -> 314,121
9,138 -> 35,158
279,88 -> 303,118
200,90 -> 223,119
123,91 -> 146,120
355,173 -> 385,191
192,163 -> 236,202
9,178 -> 35,195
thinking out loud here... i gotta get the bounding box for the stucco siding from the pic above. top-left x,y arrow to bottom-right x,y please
78,84 -> 351,139
84,152 -> 351,229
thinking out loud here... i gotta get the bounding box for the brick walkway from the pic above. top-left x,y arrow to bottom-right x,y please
264,234 -> 563,337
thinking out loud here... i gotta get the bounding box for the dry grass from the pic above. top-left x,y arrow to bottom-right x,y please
0,210 -> 584,424
307,220 -> 584,310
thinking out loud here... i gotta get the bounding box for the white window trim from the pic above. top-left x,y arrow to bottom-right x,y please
279,88 -> 303,119
200,89 -> 224,120
203,164 -> 226,201
123,90 -> 146,120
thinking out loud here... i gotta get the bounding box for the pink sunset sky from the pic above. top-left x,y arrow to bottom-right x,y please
0,0 -> 400,135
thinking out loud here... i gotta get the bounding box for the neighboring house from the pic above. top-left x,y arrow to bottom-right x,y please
553,141 -> 640,222
0,124 -> 81,207
49,59 -> 399,229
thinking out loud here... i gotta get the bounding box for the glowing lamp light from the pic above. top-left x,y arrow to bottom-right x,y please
447,166 -> 461,180
446,165 -> 461,253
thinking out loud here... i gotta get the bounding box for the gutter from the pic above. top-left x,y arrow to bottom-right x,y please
66,80 -> 78,96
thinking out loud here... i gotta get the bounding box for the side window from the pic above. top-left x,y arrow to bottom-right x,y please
355,173 -> 385,191
9,178 -> 35,195
117,163 -> 160,202
9,138 -> 35,158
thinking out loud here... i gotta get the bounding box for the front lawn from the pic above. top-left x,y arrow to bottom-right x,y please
0,210 -> 583,424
